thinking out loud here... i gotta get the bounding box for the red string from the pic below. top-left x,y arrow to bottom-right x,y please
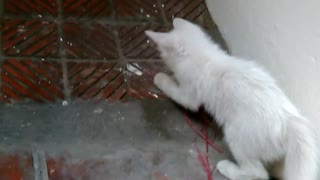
184,110 -> 222,180
196,146 -> 213,180
184,112 -> 223,153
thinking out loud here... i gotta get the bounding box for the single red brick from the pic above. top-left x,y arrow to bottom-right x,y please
62,0 -> 112,18
0,152 -> 34,180
162,0 -> 206,23
114,0 -> 163,21
63,23 -> 118,59
0,59 -> 64,103
67,62 -> 126,101
118,25 -> 170,59
1,19 -> 59,57
46,155 -> 106,180
4,0 -> 58,17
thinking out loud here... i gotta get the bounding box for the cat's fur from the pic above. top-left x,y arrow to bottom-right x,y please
145,18 -> 319,180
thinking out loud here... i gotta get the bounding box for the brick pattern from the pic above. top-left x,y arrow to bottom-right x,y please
114,0 -> 163,21
0,0 -> 227,103
1,59 -> 64,103
4,0 -> 57,17
1,19 -> 59,57
118,25 -> 170,59
162,0 -> 206,22
68,62 -> 126,101
62,0 -> 112,18
63,23 -> 118,59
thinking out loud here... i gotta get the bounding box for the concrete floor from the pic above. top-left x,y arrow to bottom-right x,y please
0,100 -> 231,179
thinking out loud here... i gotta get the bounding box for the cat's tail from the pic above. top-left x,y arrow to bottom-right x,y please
284,117 -> 319,180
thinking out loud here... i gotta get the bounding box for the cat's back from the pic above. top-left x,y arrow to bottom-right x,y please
210,57 -> 292,120
215,57 -> 277,93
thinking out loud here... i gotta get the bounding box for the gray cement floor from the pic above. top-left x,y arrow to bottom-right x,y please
0,100 -> 231,179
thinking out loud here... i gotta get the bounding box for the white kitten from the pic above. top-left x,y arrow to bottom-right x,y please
145,18 -> 319,180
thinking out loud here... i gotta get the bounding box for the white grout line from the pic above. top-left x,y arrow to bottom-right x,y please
0,0 -> 4,91
112,29 -> 126,66
157,0 -> 170,24
56,0 -> 71,102
32,150 -> 49,180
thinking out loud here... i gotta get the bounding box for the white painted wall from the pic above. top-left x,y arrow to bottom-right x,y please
205,0 -> 320,127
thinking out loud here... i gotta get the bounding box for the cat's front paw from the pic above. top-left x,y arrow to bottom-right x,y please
217,160 -> 238,180
154,72 -> 170,90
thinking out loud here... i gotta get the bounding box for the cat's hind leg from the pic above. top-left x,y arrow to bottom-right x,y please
217,159 -> 269,180
217,139 -> 269,180
154,72 -> 200,111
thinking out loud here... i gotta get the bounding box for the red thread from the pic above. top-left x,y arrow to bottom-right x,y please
184,110 -> 222,180
184,112 -> 223,153
196,146 -> 213,180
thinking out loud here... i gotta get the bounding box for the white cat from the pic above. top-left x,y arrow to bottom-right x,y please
145,18 -> 318,180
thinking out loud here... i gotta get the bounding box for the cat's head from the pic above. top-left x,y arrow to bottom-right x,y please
145,18 -> 211,62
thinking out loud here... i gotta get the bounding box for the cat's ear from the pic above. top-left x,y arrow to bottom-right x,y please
173,18 -> 190,29
145,30 -> 184,55
145,30 -> 170,46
